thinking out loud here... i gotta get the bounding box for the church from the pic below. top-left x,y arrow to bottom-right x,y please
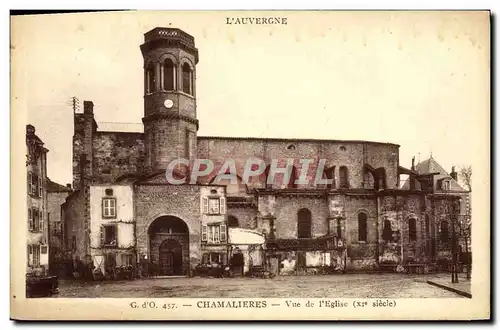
62,27 -> 470,276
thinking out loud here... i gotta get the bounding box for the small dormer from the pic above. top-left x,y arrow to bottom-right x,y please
438,178 -> 452,191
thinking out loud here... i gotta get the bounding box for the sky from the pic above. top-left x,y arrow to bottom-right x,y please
11,11 -> 490,186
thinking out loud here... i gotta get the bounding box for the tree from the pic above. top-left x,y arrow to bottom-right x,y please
459,165 -> 472,192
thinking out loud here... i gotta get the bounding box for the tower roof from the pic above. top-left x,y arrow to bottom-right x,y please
141,27 -> 199,63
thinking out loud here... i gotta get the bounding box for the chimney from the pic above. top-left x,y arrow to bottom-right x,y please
83,101 -> 94,114
26,124 -> 35,135
411,156 -> 415,171
450,166 -> 458,181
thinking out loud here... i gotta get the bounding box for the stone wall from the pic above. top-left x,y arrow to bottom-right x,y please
344,195 -> 378,269
134,182 -> 202,269
63,189 -> 87,259
226,206 -> 257,229
273,195 -> 329,239
92,132 -> 145,182
197,137 -> 400,190
47,191 -> 69,268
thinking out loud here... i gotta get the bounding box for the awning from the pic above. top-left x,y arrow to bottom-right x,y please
228,228 -> 266,245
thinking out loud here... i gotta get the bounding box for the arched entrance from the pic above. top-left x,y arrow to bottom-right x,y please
148,216 -> 189,276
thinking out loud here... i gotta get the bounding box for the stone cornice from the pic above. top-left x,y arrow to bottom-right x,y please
142,113 -> 199,130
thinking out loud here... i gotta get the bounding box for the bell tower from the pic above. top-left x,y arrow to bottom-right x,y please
140,27 -> 199,173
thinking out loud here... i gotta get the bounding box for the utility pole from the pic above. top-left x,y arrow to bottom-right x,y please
70,96 -> 80,113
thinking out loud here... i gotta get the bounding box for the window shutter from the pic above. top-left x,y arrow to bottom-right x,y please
33,209 -> 38,231
214,225 -> 220,243
33,175 -> 38,196
220,224 -> 227,242
102,198 -> 106,217
201,225 -> 207,242
27,172 -> 32,195
28,245 -> 33,266
202,197 -> 209,214
114,226 -> 118,247
220,197 -> 226,215
38,177 -> 43,197
100,226 -> 105,246
40,211 -> 44,239
28,208 -> 33,231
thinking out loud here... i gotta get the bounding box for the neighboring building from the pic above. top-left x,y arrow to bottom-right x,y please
62,27 -> 465,276
46,179 -> 72,275
403,157 -> 472,259
26,125 -> 49,276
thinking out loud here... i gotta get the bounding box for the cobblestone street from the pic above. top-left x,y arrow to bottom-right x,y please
54,274 -> 465,298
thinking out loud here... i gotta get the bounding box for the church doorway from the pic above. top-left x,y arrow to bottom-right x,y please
159,239 -> 183,276
148,216 -> 189,276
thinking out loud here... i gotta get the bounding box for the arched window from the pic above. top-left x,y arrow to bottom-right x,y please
145,63 -> 156,94
228,215 -> 239,228
297,208 -> 312,239
339,166 -> 349,188
163,58 -> 176,91
182,63 -> 192,95
324,166 -> 335,190
382,219 -> 393,242
358,213 -> 368,242
440,220 -> 449,243
409,218 -> 417,242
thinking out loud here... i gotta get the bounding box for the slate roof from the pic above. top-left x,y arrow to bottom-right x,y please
401,156 -> 467,192
46,178 -> 72,193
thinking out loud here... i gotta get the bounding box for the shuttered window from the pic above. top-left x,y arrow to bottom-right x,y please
201,225 -> 208,242
102,198 -> 117,218
203,197 -> 225,215
219,197 -> 226,215
208,198 -> 220,214
27,245 -> 33,266
29,245 -> 40,267
202,197 -> 209,214
31,209 -> 40,232
40,211 -> 44,239
27,172 -> 33,195
220,224 -> 227,242
38,177 -> 43,197
28,208 -> 33,231
101,225 -> 118,246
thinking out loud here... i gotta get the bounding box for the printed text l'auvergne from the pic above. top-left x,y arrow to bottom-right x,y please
226,17 -> 288,25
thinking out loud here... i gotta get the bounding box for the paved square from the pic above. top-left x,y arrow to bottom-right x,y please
55,274 -> 465,298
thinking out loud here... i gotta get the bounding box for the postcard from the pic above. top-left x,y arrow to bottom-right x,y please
10,10 -> 490,320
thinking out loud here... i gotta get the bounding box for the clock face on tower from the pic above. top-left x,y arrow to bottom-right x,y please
164,99 -> 174,109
